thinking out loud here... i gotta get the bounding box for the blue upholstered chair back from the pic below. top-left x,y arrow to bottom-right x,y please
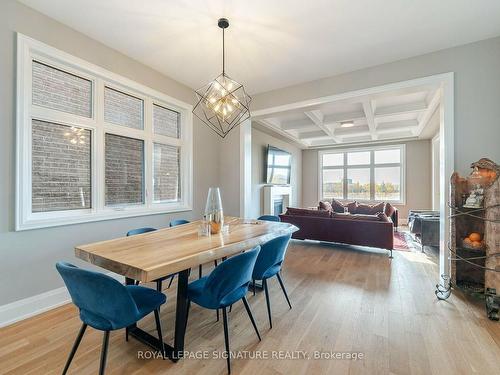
203,247 -> 260,306
126,227 -> 157,236
169,219 -> 190,227
56,262 -> 139,330
257,215 -> 280,222
252,234 -> 291,280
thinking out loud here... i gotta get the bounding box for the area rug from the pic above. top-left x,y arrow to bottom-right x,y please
393,231 -> 418,252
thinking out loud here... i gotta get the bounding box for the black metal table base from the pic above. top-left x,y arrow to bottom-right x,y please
125,269 -> 190,362
127,325 -> 181,361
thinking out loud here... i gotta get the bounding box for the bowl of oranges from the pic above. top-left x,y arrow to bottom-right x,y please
462,232 -> 484,250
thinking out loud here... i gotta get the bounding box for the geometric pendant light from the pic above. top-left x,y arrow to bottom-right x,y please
192,18 -> 252,138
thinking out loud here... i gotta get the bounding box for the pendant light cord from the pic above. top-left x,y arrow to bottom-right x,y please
222,27 -> 225,74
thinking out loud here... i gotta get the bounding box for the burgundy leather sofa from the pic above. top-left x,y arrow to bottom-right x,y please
279,202 -> 397,257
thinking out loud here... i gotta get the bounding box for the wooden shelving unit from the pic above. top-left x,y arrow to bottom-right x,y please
437,158 -> 499,321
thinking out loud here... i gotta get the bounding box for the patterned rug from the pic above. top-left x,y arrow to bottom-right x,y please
394,231 -> 419,252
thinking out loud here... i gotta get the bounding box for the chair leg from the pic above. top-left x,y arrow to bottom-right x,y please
62,323 -> 87,375
222,307 -> 231,374
199,264 -> 203,279
154,309 -> 166,359
253,279 -> 256,296
276,272 -> 292,309
214,259 -> 218,267
167,275 -> 175,289
241,297 -> 261,341
263,278 -> 272,329
156,279 -> 163,292
185,300 -> 191,333
99,331 -> 110,375
229,304 -> 232,313
216,308 -> 220,322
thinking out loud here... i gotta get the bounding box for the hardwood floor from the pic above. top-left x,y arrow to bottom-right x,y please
1,240 -> 499,374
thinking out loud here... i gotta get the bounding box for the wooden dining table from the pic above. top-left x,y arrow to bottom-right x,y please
75,216 -> 298,361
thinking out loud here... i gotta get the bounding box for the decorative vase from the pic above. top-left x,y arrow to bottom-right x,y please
205,187 -> 224,234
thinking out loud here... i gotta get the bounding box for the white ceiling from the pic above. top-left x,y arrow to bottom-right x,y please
19,0 -> 500,94
254,83 -> 441,148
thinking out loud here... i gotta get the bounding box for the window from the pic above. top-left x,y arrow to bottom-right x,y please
16,34 -> 193,230
105,134 -> 144,206
319,145 -> 405,203
32,120 -> 91,212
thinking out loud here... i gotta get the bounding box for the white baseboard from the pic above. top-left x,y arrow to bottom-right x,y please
0,272 -> 124,328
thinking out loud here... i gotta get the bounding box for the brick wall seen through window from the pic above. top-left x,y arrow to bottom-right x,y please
153,143 -> 180,202
32,120 -> 91,212
105,134 -> 144,205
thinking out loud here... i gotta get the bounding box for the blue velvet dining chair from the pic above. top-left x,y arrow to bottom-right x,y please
56,262 -> 166,375
257,215 -> 281,222
185,247 -> 261,374
126,227 -> 176,290
169,219 -> 190,227
252,233 -> 292,329
169,219 -> 223,279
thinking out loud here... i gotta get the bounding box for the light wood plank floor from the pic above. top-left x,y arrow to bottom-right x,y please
1,240 -> 499,375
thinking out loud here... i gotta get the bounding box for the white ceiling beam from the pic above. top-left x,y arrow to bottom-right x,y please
374,101 -> 428,117
298,130 -> 329,139
257,119 -> 310,148
376,119 -> 419,130
304,110 -> 341,143
377,126 -> 415,135
322,111 -> 366,124
361,100 -> 378,140
412,89 -> 441,136
280,118 -> 315,130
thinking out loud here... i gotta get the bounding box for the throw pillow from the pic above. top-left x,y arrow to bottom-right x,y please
356,202 -> 385,215
377,212 -> 391,222
318,201 -> 333,212
384,202 -> 396,218
346,201 -> 358,214
331,199 -> 345,213
285,207 -> 331,217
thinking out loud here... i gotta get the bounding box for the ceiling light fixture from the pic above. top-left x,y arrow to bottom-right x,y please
341,121 -> 355,128
192,18 -> 251,138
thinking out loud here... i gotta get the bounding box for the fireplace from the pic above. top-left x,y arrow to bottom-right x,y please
273,198 -> 284,215
262,185 -> 291,216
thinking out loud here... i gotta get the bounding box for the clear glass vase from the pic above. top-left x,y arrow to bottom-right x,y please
205,187 -> 224,234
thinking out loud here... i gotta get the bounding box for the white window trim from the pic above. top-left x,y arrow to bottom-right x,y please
16,33 -> 193,231
318,144 -> 406,205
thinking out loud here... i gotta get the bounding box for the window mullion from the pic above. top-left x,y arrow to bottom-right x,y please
144,97 -> 153,207
95,78 -> 105,212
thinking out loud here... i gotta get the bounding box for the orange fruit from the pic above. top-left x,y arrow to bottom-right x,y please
472,241 -> 483,249
463,238 -> 473,246
469,232 -> 481,242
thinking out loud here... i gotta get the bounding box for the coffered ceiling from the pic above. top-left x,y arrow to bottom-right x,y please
253,84 -> 440,148
18,0 -> 500,94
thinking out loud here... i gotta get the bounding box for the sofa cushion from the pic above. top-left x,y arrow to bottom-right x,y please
285,207 -> 331,217
331,213 -> 381,221
318,200 -> 332,212
331,199 -> 345,213
384,202 -> 396,218
356,202 -> 385,215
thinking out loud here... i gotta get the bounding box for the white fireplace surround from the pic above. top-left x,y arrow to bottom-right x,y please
263,185 -> 292,216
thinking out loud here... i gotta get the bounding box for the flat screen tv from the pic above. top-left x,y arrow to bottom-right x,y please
266,145 -> 292,185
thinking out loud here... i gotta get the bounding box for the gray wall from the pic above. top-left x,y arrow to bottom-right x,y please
250,126 -> 302,218
0,0 -> 220,305
301,140 -> 432,221
252,36 -> 500,176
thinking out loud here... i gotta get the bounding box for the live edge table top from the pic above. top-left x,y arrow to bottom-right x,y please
75,216 -> 299,282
